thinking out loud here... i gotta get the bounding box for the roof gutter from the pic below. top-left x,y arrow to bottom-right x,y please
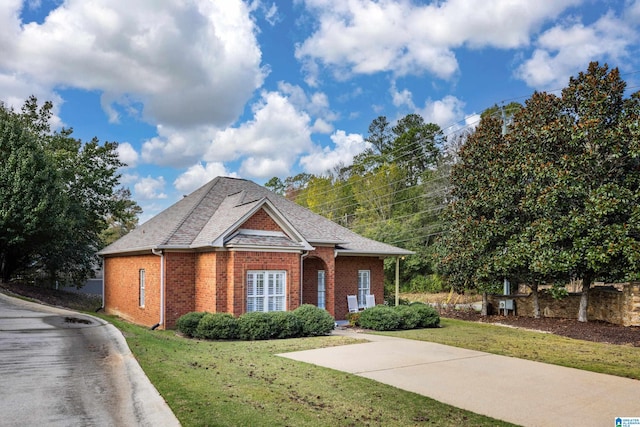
151,248 -> 164,330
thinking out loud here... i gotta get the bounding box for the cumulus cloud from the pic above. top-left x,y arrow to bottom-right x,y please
515,11 -> 639,89
299,130 -> 369,174
141,125 -> 218,168
418,95 -> 467,129
0,0 -> 264,128
204,90 -> 314,179
134,175 -> 167,200
117,142 -> 139,168
174,162 -> 236,194
296,0 -> 579,82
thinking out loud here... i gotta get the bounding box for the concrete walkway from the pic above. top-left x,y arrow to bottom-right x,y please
280,328 -> 640,427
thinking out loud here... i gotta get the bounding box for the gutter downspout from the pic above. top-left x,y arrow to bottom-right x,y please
151,248 -> 164,330
98,257 -> 105,312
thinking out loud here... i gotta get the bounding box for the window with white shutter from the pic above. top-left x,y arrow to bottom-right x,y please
247,271 -> 286,312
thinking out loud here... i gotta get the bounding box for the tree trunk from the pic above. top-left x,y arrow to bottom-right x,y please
531,283 -> 540,319
481,292 -> 488,316
578,279 -> 591,322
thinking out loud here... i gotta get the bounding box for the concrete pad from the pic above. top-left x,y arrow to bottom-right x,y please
280,330 -> 640,427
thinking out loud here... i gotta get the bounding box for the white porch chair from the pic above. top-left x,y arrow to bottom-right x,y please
365,294 -> 376,309
347,295 -> 359,313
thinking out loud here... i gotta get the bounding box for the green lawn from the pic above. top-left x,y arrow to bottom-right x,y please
378,318 -> 640,380
106,316 -> 514,427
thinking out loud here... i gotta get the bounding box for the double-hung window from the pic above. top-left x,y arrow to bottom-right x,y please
358,270 -> 370,309
139,269 -> 146,307
247,271 -> 286,312
317,270 -> 326,309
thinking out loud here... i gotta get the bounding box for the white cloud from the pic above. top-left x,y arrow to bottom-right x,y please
141,87 -> 319,174
174,162 -> 236,194
516,11 -> 638,88
418,95 -> 467,129
117,142 -> 139,168
0,0 -> 264,129
296,0 -> 580,81
299,130 -> 369,174
134,175 -> 167,200
205,90 -> 314,179
141,125 -> 218,167
390,82 -> 414,109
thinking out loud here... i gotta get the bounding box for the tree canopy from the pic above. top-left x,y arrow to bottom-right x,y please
0,96 -> 140,285
438,62 -> 640,321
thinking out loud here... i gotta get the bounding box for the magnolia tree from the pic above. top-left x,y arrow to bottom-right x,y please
438,62 -> 640,321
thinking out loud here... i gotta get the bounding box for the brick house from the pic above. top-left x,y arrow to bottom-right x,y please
98,177 -> 412,329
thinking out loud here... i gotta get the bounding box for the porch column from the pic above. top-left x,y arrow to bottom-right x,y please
395,256 -> 400,306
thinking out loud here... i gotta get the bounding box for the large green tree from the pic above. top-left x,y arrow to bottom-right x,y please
0,96 -> 140,285
438,63 -> 640,321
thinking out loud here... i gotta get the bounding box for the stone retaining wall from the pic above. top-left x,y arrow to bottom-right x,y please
487,282 -> 640,326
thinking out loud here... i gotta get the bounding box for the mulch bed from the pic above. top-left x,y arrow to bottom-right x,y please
440,307 -> 640,347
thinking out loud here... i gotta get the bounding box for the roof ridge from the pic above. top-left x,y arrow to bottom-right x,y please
159,177 -> 221,246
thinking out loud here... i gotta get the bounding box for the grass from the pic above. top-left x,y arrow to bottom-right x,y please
377,318 -> 640,380
102,315 -> 515,427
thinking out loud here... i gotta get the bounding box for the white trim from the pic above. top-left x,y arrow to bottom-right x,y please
236,229 -> 287,237
246,270 -> 287,312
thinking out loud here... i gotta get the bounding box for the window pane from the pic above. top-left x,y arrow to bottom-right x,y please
317,270 -> 325,309
358,270 -> 370,308
247,270 -> 286,312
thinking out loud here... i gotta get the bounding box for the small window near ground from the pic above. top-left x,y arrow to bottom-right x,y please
317,270 -> 326,309
139,269 -> 146,307
358,270 -> 370,308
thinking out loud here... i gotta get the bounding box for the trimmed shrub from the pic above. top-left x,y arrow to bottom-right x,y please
292,304 -> 335,336
238,311 -> 275,340
396,305 -> 422,329
408,303 -> 440,328
358,305 -> 401,331
269,311 -> 303,339
176,312 -> 207,338
195,313 -> 238,340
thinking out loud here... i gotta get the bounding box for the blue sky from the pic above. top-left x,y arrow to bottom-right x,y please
2,0 -> 640,222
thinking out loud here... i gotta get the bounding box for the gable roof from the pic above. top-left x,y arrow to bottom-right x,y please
99,176 -> 413,257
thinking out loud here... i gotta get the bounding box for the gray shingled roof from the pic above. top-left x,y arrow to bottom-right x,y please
98,176 -> 413,257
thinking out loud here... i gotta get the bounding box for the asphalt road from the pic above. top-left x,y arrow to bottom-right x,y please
0,292 -> 180,427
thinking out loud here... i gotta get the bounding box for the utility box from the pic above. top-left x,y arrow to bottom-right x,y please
499,299 -> 515,315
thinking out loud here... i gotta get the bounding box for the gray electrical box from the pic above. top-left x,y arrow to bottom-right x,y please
499,299 -> 515,314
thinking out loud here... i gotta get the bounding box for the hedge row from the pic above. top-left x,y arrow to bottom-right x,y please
347,303 -> 440,331
175,304 -> 335,340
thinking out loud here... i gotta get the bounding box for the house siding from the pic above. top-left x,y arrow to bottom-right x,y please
240,208 -> 281,231
195,251 -> 217,313
334,257 -> 384,320
231,250 -> 301,315
104,254 -> 161,328
164,252 -> 196,329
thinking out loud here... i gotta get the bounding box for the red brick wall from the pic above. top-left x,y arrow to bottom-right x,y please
103,254 -> 161,328
240,209 -> 282,231
303,246 -> 336,315
231,250 -> 301,315
334,257 -> 384,320
164,252 -> 196,329
195,251 -> 217,312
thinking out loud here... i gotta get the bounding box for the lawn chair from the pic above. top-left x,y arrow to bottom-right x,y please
347,295 -> 359,313
365,294 -> 376,309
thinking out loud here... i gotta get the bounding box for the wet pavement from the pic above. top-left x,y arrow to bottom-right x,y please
0,292 -> 180,426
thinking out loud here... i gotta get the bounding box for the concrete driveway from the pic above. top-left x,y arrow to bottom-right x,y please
281,329 -> 640,427
0,292 -> 180,427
